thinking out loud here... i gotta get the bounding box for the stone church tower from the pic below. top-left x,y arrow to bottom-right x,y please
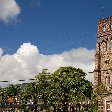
94,16 -> 112,112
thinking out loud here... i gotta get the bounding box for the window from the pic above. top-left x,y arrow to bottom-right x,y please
110,24 -> 112,30
106,101 -> 110,112
105,75 -> 111,86
102,26 -> 106,32
107,76 -> 110,85
106,101 -> 112,112
105,77 -> 107,84
109,40 -> 112,51
101,41 -> 106,53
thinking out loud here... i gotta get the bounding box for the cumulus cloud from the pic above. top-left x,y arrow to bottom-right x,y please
0,48 -> 3,56
0,43 -> 95,86
0,0 -> 20,23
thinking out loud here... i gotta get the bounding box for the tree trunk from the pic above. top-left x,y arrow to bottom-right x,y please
62,92 -> 68,112
53,104 -> 56,112
33,100 -> 38,112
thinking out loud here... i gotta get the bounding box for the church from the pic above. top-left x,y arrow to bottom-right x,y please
94,16 -> 112,112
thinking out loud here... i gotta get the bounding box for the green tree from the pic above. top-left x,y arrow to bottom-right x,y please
6,84 -> 21,98
35,69 -> 51,112
18,83 -> 32,111
0,67 -> 97,112
19,69 -> 50,112
49,67 -> 92,112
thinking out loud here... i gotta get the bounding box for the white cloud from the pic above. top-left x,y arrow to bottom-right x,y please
0,48 -> 3,56
0,43 -> 95,86
0,0 -> 20,23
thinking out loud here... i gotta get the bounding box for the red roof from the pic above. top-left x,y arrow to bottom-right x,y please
7,97 -> 15,103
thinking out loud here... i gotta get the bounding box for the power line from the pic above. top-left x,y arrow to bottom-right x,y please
0,78 -> 36,86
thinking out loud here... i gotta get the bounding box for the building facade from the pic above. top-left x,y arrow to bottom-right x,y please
94,17 -> 112,112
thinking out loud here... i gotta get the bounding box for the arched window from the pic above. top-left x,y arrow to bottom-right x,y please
107,76 -> 110,85
101,41 -> 106,53
105,76 -> 107,84
109,40 -> 112,51
110,24 -> 112,30
102,26 -> 106,32
105,76 -> 111,86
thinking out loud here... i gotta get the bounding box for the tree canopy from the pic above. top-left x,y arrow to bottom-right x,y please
0,66 -> 97,112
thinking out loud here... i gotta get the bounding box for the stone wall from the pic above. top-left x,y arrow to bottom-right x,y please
94,16 -> 112,112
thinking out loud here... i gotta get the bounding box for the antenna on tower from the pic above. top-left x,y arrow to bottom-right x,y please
100,0 -> 105,18
101,5 -> 104,18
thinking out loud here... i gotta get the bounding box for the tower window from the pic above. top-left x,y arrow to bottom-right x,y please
110,25 -> 112,30
102,26 -> 106,32
105,76 -> 111,86
109,39 -> 112,51
107,76 -> 110,85
101,41 -> 106,53
105,77 -> 107,84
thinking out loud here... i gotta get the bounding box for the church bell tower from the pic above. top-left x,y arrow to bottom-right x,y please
94,17 -> 112,112
94,17 -> 112,87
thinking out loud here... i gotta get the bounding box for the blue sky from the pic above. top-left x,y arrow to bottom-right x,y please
0,0 -> 112,55
0,0 -> 112,83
